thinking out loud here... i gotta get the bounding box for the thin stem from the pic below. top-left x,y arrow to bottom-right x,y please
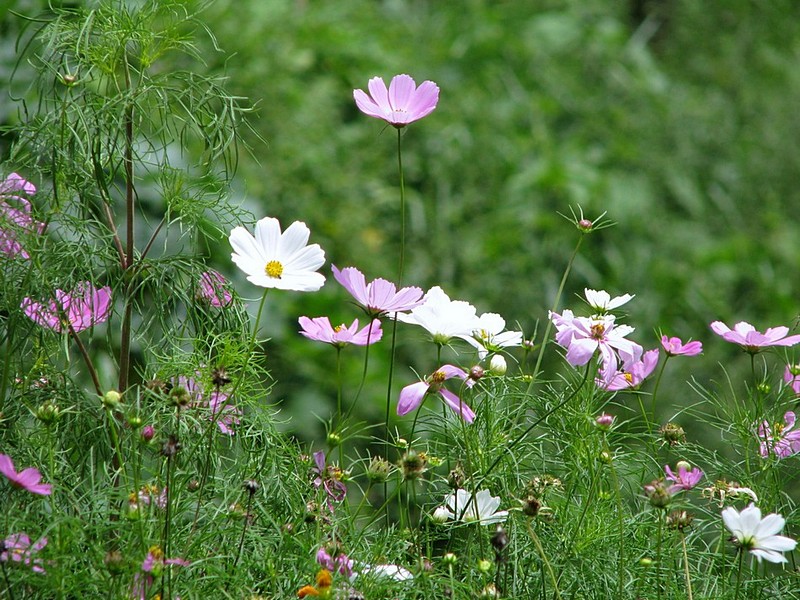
649,357 -> 670,431
0,560 -> 14,600
656,511 -> 664,600
396,128 -> 405,282
734,550 -> 743,600
232,489 -> 255,569
525,520 -> 562,600
681,531 -> 694,600
67,327 -> 103,397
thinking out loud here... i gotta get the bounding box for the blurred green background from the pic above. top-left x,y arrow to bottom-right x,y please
3,0 -> 800,441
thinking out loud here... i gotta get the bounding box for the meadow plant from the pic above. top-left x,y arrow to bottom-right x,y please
0,2 -> 798,599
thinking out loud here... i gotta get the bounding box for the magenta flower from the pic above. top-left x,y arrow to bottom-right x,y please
710,320 -> 800,353
298,316 -> 383,348
550,311 -> 643,381
172,375 -> 240,435
757,411 -> 800,459
664,463 -> 704,494
312,450 -> 347,503
661,335 -> 703,357
197,270 -> 233,307
0,454 -> 52,496
0,172 -> 43,259
332,265 -> 424,317
353,74 -> 439,127
784,364 -> 800,396
397,365 -> 476,423
133,546 -> 189,599
0,533 -> 47,573
316,547 -> 354,577
208,390 -> 241,436
21,282 -> 111,333
597,349 -> 659,391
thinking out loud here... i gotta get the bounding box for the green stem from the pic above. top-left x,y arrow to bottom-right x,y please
526,520 -> 562,600
734,550 -> 743,600
681,531 -> 694,600
396,128 -> 405,282
656,511 -> 664,600
649,356 -> 669,432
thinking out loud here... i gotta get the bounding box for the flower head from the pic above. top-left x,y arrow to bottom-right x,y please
436,489 -> 508,525
461,312 -> 523,359
197,270 -> 233,307
596,348 -> 659,391
584,289 -> 634,313
299,316 -> 383,348
332,265 -> 424,317
396,286 -> 480,345
710,320 -> 800,353
0,533 -> 47,573
757,411 -> 800,459
0,454 -> 52,495
0,172 -> 43,259
722,503 -> 797,563
664,462 -> 703,494
312,450 -> 347,504
229,217 -> 325,291
21,282 -> 111,333
353,74 -> 439,127
397,365 -> 476,423
661,335 -> 703,357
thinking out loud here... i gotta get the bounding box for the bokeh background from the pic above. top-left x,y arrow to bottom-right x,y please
3,0 -> 800,444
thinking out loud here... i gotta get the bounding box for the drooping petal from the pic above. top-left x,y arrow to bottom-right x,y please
397,382 -> 429,416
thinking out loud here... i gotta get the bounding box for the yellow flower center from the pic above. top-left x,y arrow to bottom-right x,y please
432,370 -> 447,384
624,373 -> 633,383
265,260 -> 283,278
148,545 -> 164,560
334,324 -> 346,333
590,323 -> 606,339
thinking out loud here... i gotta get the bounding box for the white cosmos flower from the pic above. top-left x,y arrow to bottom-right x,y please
584,288 -> 634,313
437,489 -> 508,525
460,312 -> 523,359
353,563 -> 414,582
722,503 -> 797,563
396,286 -> 480,344
229,217 -> 325,291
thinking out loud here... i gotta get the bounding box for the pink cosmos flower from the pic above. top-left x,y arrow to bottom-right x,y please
710,320 -> 800,353
397,365 -> 476,423
207,390 -> 241,436
353,74 -> 439,127
298,316 -> 383,348
21,282 -> 112,333
316,547 -> 354,577
784,364 -> 800,396
0,533 -> 47,573
0,172 -> 43,259
661,335 -> 703,357
197,270 -> 233,307
597,349 -> 659,391
312,450 -> 347,503
332,265 -> 424,317
133,546 -> 189,599
757,411 -> 800,459
550,311 -> 643,381
172,375 -> 240,436
0,454 -> 52,495
664,463 -> 704,494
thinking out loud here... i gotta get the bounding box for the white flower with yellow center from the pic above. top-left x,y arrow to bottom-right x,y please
722,503 -> 797,563
229,217 -> 325,291
437,489 -> 508,526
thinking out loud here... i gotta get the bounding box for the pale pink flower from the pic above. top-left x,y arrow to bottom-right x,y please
298,316 -> 383,347
460,312 -> 523,359
207,390 -> 241,436
0,454 -> 52,495
134,546 -> 189,599
21,282 -> 111,333
757,411 -> 800,459
0,533 -> 47,573
710,320 -> 800,352
550,311 -> 642,381
584,289 -> 634,313
332,265 -> 424,317
197,270 -> 232,307
396,286 -> 480,344
722,504 -> 797,564
316,547 -> 354,577
597,349 -> 659,391
397,365 -> 475,423
312,450 -> 347,503
661,335 -> 703,357
784,364 -> 800,395
353,74 -> 439,127
664,463 -> 703,494
0,172 -> 43,259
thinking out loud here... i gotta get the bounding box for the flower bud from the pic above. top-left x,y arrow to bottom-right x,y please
187,479 -> 200,492
578,218 -> 593,232
469,365 -> 486,381
128,415 -> 142,429
431,506 -> 451,523
660,422 -> 685,446
489,355 -> 507,375
366,456 -> 392,483
595,413 -> 615,430
141,425 -> 155,442
675,460 -> 691,471
442,552 -> 458,566
520,494 -> 541,517
639,557 -> 653,567
599,450 -> 612,464
666,509 -> 694,531
480,583 -> 500,598
102,390 -> 122,409
399,450 -> 427,481
643,479 -> 672,509
447,462 -> 465,489
244,480 -> 259,495
477,559 -> 492,573
326,432 -> 342,446
35,402 -> 61,425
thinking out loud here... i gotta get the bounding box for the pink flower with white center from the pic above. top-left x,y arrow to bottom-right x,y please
710,320 -> 800,353
0,454 -> 52,496
661,335 -> 703,357
664,462 -> 703,494
584,289 -> 634,313
550,312 -> 643,381
784,364 -> 800,395
332,265 -> 424,317
460,312 -> 523,359
397,365 -> 476,423
21,282 -> 112,333
757,411 -> 800,459
0,533 -> 47,573
197,270 -> 233,307
396,286 -> 480,345
298,316 -> 383,348
597,348 -> 659,391
722,504 -> 797,564
353,74 -> 439,127
0,172 -> 43,259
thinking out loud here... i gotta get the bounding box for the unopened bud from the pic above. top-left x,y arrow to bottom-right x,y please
469,365 -> 486,381
578,218 -> 593,232
489,355 -> 507,375
141,425 -> 155,442
595,413 -> 615,430
366,456 -> 392,483
660,422 -> 685,446
102,390 -> 122,409
326,432 -> 342,446
443,552 -> 457,566
35,402 -> 61,425
477,559 -> 492,573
